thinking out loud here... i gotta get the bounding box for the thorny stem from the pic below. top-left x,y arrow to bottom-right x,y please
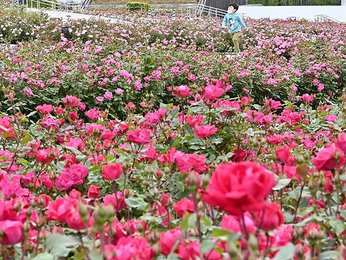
240,213 -> 249,240
293,182 -> 305,223
1,246 -> 8,260
192,193 -> 202,241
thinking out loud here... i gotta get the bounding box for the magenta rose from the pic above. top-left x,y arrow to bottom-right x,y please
203,162 -> 275,215
0,220 -> 23,245
102,163 -> 123,181
312,144 -> 344,171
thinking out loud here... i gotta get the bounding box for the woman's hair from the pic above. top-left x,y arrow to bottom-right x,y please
228,3 -> 239,12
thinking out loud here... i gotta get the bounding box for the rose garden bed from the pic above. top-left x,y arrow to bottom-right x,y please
0,7 -> 346,259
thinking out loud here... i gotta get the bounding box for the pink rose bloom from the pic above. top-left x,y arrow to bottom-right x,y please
85,108 -> 100,120
36,104 -> 53,115
134,81 -> 143,90
194,124 -> 217,138
0,220 -> 23,245
55,164 -> 88,191
173,85 -> 191,98
324,115 -> 337,123
104,91 -> 113,100
126,129 -> 151,144
173,197 -> 194,217
221,213 -> 256,233
24,87 -> 33,97
203,82 -> 225,100
336,133 -> 346,153
88,184 -> 100,199
312,144 -> 344,171
160,227 -> 183,255
317,83 -> 325,92
96,96 -> 104,104
300,94 -> 315,103
115,88 -> 124,95
102,163 -> 123,181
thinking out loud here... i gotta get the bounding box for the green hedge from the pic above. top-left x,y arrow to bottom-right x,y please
126,2 -> 150,11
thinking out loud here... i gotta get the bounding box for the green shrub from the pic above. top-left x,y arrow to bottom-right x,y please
126,2 -> 150,11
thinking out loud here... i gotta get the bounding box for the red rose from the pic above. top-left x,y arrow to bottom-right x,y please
303,222 -> 320,237
312,144 -> 344,171
231,148 -> 247,162
126,129 -> 151,144
203,162 -> 275,215
173,197 -> 194,217
102,163 -> 123,181
66,210 -> 86,231
275,146 -> 292,164
113,236 -> 154,260
194,125 -> 218,138
0,220 -> 23,245
254,202 -> 284,231
36,104 -> 53,115
173,85 -> 192,98
35,194 -> 51,208
160,227 -> 183,255
103,192 -> 126,212
35,148 -> 59,164
178,241 -> 201,260
336,133 -> 346,153
221,213 -> 256,234
88,184 -> 100,199
160,193 -> 170,207
55,164 -> 89,191
46,198 -> 77,222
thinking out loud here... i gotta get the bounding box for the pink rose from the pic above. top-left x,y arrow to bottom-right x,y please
254,202 -> 284,231
102,163 -> 123,181
126,129 -> 151,144
88,185 -> 100,199
312,144 -> 344,171
194,125 -> 218,138
203,162 -> 275,215
0,220 -> 23,245
160,227 -> 183,255
173,197 -> 194,217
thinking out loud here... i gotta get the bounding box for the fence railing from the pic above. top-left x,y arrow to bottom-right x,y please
13,0 -> 87,10
314,14 -> 340,23
26,0 -> 61,9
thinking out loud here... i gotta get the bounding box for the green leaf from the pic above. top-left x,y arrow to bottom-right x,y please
201,239 -> 215,254
180,213 -> 191,231
125,196 -> 148,211
188,213 -> 197,228
88,251 -> 103,260
340,210 -> 346,220
21,132 -> 32,145
200,215 -> 212,227
32,253 -> 54,260
45,234 -> 80,257
17,158 -> 28,166
65,146 -> 86,160
273,178 -> 291,191
319,250 -> 338,260
273,243 -> 295,260
211,228 -> 232,240
329,218 -> 345,236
